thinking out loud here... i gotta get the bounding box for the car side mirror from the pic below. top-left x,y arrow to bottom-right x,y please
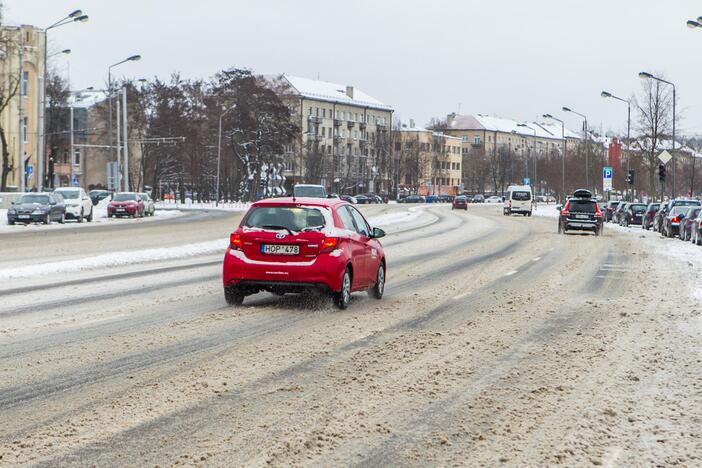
50,201 -> 57,205
371,227 -> 386,239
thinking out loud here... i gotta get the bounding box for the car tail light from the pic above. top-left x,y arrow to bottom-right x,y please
561,210 -> 570,217
672,216 -> 680,223
230,233 -> 242,250
320,237 -> 338,253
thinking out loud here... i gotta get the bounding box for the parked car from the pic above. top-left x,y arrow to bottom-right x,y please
425,195 -> 440,203
108,192 -> 145,218
661,206 -> 690,238
363,194 -> 384,204
7,192 -> 66,225
679,207 -> 702,241
452,195 -> 468,210
88,189 -> 112,206
437,195 -> 453,203
654,199 -> 700,232
139,192 -> 155,216
399,195 -> 425,203
691,211 -> 702,245
652,202 -> 669,232
354,194 -> 371,204
222,197 -> 387,309
471,194 -> 485,203
503,185 -> 533,216
604,200 -> 621,222
485,195 -> 504,203
641,203 -> 660,230
54,187 -> 94,222
619,203 -> 647,227
339,195 -> 358,204
612,201 -> 628,224
293,184 -> 327,198
557,189 -> 603,235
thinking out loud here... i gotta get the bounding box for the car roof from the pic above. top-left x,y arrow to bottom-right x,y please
253,197 -> 345,208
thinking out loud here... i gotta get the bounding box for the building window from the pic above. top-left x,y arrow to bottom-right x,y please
73,148 -> 80,166
21,71 -> 29,97
474,136 -> 481,145
22,117 -> 28,143
323,109 -> 326,118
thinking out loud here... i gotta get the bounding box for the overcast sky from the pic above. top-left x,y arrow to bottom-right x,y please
7,0 -> 702,136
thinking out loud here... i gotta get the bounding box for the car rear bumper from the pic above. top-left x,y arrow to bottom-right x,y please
565,220 -> 600,231
223,248 -> 345,292
7,213 -> 46,223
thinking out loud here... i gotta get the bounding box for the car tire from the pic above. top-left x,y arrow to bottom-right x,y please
44,214 -> 50,225
334,267 -> 352,310
86,209 -> 93,222
623,219 -> 628,227
77,210 -> 83,223
697,231 -> 702,246
224,286 -> 244,306
368,263 -> 385,300
58,213 -> 65,224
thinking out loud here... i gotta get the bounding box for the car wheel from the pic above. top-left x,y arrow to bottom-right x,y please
58,213 -> 65,224
334,267 -> 352,309
44,214 -> 50,225
224,286 -> 244,306
86,208 -> 93,222
697,231 -> 702,246
624,219 -> 628,227
77,210 -> 83,223
368,263 -> 385,300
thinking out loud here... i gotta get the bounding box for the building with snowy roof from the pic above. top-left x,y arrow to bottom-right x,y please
269,74 -> 394,194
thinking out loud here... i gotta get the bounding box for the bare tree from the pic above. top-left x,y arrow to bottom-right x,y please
0,25 -> 20,191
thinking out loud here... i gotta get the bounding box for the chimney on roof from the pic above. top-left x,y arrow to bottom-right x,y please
346,86 -> 354,99
447,113 -> 456,127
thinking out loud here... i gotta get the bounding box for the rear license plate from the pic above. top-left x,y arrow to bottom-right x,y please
18,215 -> 29,219
261,244 -> 299,255
116,208 -> 125,212
576,214 -> 589,219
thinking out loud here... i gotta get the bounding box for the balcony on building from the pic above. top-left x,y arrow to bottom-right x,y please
306,132 -> 322,142
308,115 -> 323,124
333,118 -> 342,127
347,120 -> 355,128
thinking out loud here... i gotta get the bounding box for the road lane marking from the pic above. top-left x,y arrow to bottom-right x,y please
504,270 -> 518,276
532,256 -> 541,262
453,291 -> 472,300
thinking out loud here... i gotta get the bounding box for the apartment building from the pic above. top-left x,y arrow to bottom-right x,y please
0,25 -> 46,191
274,74 -> 394,195
393,125 -> 463,196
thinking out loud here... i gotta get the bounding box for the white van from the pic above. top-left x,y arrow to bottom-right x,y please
503,185 -> 533,216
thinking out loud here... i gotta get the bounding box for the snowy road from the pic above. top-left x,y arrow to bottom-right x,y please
0,204 -> 700,466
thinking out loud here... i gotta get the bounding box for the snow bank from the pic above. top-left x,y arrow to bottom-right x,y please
156,200 -> 250,212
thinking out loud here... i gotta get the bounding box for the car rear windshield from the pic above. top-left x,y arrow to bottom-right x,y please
512,191 -> 531,201
631,204 -> 647,213
648,204 -> 660,211
670,206 -> 689,216
243,206 -> 327,232
56,190 -> 79,199
567,200 -> 596,213
674,200 -> 701,207
18,194 -> 50,204
608,201 -> 620,207
294,186 -> 326,198
113,193 -> 137,201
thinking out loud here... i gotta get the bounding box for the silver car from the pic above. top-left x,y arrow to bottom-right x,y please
138,193 -> 155,216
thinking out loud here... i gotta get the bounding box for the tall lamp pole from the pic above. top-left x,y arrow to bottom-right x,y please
107,55 -> 141,191
517,123 -> 538,193
216,105 -> 236,206
601,91 -> 631,200
562,107 -> 589,190
543,114 -> 566,202
39,9 -> 88,191
639,71 -> 676,199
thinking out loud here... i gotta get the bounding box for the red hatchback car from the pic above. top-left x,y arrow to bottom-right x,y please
107,192 -> 145,218
452,195 -> 468,210
222,197 -> 387,309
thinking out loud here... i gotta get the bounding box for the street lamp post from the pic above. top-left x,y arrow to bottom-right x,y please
601,91 -> 631,200
562,106 -> 589,190
69,87 -> 94,189
216,105 -> 236,206
639,71 -> 676,199
517,123 -> 538,193
543,114 -> 566,202
107,55 -> 141,191
39,9 -> 88,191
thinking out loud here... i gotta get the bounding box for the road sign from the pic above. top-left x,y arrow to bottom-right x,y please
603,166 -> 613,192
658,150 -> 672,164
523,178 -> 530,185
26,165 -> 33,180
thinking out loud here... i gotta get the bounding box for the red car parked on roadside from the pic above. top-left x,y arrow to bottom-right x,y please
222,197 -> 387,309
107,192 -> 145,218
452,195 -> 468,210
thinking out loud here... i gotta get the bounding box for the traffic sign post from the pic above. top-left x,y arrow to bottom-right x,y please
602,166 -> 613,194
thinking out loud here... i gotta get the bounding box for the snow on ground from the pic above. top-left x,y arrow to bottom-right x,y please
0,199 -> 184,233
155,200 -> 250,212
532,203 -> 562,219
366,205 -> 430,227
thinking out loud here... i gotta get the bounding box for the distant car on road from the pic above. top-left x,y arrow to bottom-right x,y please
222,197 -> 387,309
88,189 -> 112,206
642,203 -> 660,230
485,195 -> 503,204
425,195 -> 440,203
339,195 -> 358,204
399,195 -> 425,203
557,189 -> 603,236
452,195 -> 468,210
108,192 -> 145,218
54,187 -> 94,223
503,185 -> 533,216
661,206 -> 690,238
471,194 -> 485,203
354,194 -> 370,204
293,184 -> 327,198
7,192 -> 66,225
619,203 -> 647,227
138,192 -> 155,216
364,194 -> 384,204
612,201 -> 628,224
679,207 -> 701,241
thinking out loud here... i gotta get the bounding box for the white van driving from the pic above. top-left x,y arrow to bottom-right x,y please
503,185 -> 533,216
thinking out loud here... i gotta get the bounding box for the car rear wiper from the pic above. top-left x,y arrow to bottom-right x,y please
301,225 -> 325,232
262,224 -> 294,235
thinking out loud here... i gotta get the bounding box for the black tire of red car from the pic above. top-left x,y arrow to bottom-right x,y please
334,267 -> 352,309
224,286 -> 244,306
368,263 -> 385,300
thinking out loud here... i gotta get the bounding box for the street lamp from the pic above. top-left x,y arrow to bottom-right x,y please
48,49 -> 71,58
517,123 -> 538,193
639,71 -> 676,199
108,54 -> 142,191
543,114 -> 567,202
216,105 -> 237,206
562,106 -> 590,189
38,9 -> 88,190
601,90 -> 632,200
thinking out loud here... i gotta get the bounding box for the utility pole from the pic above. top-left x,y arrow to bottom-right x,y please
122,86 -> 129,191
116,97 -> 122,191
18,41 -> 25,192
70,105 -> 75,186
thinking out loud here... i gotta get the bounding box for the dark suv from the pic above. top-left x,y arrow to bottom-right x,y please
558,189 -> 603,235
619,203 -> 647,226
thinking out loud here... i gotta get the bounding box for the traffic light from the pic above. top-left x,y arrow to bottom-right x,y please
626,170 -> 635,185
658,164 -> 666,182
